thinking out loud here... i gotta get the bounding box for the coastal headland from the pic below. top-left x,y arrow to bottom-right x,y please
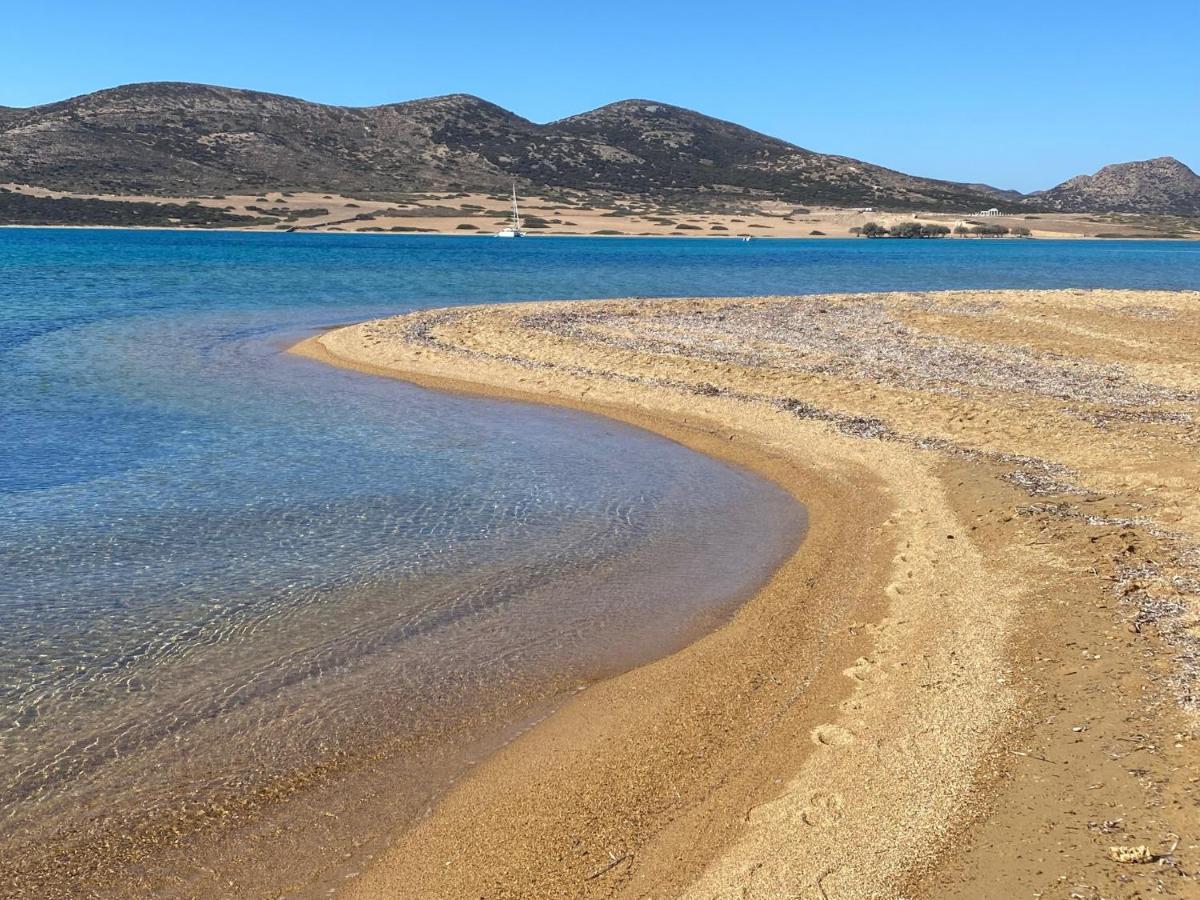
297,289 -> 1200,897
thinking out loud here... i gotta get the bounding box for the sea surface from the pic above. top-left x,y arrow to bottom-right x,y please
2,230 -> 1199,895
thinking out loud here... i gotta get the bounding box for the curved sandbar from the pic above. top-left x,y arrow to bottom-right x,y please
293,289 -> 1200,898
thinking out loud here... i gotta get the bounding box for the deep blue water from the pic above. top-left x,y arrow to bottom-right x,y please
2,230 -> 1199,888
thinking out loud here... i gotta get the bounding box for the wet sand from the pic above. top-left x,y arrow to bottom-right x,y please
298,289 -> 1200,897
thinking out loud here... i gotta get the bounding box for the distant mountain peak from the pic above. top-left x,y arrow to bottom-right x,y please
1035,156 -> 1200,215
1126,155 -> 1188,169
567,98 -> 701,117
390,92 -> 503,110
1079,156 -> 1194,181
556,98 -> 797,142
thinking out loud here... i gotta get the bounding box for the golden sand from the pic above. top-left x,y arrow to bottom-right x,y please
294,289 -> 1200,897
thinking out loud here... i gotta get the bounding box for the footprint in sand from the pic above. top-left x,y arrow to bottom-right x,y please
810,724 -> 855,747
800,792 -> 845,827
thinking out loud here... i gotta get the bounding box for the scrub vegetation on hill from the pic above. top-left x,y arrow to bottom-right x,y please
0,189 -> 274,227
0,82 -> 1028,212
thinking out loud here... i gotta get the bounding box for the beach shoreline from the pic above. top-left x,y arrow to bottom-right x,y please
292,288 -> 1200,897
292,331 -> 930,897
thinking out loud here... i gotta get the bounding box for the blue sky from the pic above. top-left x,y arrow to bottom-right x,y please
3,1 -> 1196,192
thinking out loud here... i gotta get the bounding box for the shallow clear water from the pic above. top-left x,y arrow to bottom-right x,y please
2,230 -> 1199,893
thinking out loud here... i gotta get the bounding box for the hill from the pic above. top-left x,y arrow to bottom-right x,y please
3,84 -> 1196,218
1032,157 -> 1200,216
0,82 -> 1003,210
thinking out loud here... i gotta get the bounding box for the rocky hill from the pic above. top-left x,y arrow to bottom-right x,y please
0,84 -> 502,196
1032,157 -> 1200,215
531,100 -> 1003,208
2,83 -> 1195,217
0,82 -> 1001,210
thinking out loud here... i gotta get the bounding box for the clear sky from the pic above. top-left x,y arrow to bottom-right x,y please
3,1 -> 1196,192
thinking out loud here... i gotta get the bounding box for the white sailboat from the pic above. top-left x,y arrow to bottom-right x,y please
495,184 -> 526,238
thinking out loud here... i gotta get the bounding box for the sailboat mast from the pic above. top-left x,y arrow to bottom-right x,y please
511,183 -> 520,228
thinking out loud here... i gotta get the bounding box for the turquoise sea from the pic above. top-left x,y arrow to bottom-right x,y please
2,230 -> 1199,895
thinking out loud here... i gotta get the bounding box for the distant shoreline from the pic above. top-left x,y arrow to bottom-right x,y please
5,184 -> 1197,240
4,223 -> 1196,241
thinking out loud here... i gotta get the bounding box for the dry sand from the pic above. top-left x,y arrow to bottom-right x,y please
296,289 -> 1200,898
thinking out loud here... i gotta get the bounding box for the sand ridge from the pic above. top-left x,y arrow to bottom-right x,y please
300,289 -> 1200,897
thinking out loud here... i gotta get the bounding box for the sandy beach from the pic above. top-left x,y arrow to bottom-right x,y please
295,288 -> 1200,897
